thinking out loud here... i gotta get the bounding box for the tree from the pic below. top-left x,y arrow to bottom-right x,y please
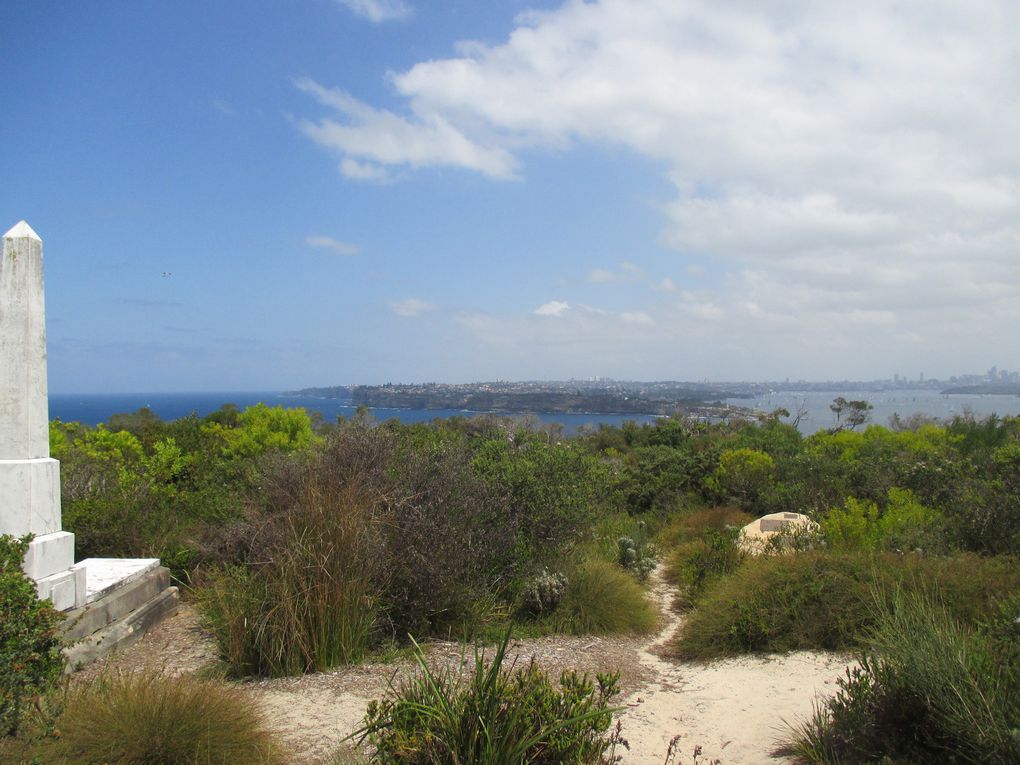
829,397 -> 873,432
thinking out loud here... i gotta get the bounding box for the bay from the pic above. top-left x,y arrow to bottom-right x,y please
726,388 -> 1020,435
48,391 -> 657,435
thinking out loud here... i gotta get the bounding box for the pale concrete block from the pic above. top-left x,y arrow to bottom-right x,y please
0,457 -> 61,536
22,530 -> 74,580
37,568 -> 79,611
1,221 -> 50,460
759,518 -> 791,533
0,457 -> 62,535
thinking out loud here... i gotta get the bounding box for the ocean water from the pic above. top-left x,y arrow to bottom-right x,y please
48,388 -> 1020,437
48,391 -> 658,435
726,389 -> 1020,435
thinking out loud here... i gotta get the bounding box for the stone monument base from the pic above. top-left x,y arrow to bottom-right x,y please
61,558 -> 179,671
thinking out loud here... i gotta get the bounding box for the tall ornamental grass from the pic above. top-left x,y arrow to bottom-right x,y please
555,559 -> 658,636
200,482 -> 380,677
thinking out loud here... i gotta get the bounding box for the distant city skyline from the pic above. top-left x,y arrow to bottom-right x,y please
2,2 -> 1017,393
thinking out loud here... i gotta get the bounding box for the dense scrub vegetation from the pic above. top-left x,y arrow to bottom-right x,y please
6,401 -> 1015,761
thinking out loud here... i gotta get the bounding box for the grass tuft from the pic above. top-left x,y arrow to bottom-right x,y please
45,668 -> 285,764
555,559 -> 658,635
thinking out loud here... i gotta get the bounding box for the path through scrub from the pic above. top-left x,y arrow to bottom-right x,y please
79,570 -> 851,764
615,568 -> 852,764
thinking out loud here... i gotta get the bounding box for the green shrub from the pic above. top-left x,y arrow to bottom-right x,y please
48,668 -> 285,764
199,482 -> 379,677
352,630 -> 622,764
666,527 -> 745,610
0,535 -> 64,736
785,589 -> 1020,764
821,488 -> 942,552
555,559 -> 657,635
674,551 -> 1020,659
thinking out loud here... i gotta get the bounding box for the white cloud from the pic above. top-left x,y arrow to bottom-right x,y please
534,300 -> 570,317
305,235 -> 360,255
389,297 -> 437,317
294,78 -> 517,179
335,0 -> 411,23
299,1 -> 1020,377
587,261 -> 643,284
340,158 -> 391,182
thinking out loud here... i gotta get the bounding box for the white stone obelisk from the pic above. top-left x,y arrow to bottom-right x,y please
1,221 -> 84,609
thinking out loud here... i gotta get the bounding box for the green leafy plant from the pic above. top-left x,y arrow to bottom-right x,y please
352,629 -> 622,764
0,534 -> 64,736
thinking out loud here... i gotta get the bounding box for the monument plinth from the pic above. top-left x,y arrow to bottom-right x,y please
1,221 -> 84,609
2,221 -> 177,664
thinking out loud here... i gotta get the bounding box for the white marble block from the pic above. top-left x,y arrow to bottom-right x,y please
0,457 -> 62,536
22,530 -> 75,580
36,565 -> 86,611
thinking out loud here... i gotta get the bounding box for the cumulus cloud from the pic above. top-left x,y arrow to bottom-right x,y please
305,235 -> 360,255
300,0 -> 1020,377
389,297 -> 437,317
335,0 -> 411,23
534,300 -> 570,317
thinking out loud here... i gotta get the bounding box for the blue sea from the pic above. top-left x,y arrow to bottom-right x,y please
48,388 -> 1020,437
48,391 -> 658,435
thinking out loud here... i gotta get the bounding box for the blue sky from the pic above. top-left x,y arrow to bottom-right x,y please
2,1 -> 1018,392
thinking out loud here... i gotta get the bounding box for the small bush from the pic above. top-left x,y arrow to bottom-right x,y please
785,589 -> 1020,764
665,527 -> 745,610
353,630 -> 622,764
555,559 -> 657,635
48,668 -> 285,764
674,551 -> 1020,659
0,534 -> 65,736
199,481 -> 380,677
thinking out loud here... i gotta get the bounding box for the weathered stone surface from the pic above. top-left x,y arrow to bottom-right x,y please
1,221 -> 50,460
63,586 -> 180,672
63,565 -> 172,642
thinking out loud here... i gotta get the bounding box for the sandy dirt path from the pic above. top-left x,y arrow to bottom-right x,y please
615,570 -> 852,764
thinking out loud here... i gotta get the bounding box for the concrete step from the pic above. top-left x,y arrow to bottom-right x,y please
63,586 -> 180,672
62,565 -> 172,642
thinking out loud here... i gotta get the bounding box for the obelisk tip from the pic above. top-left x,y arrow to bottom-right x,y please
3,220 -> 41,241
